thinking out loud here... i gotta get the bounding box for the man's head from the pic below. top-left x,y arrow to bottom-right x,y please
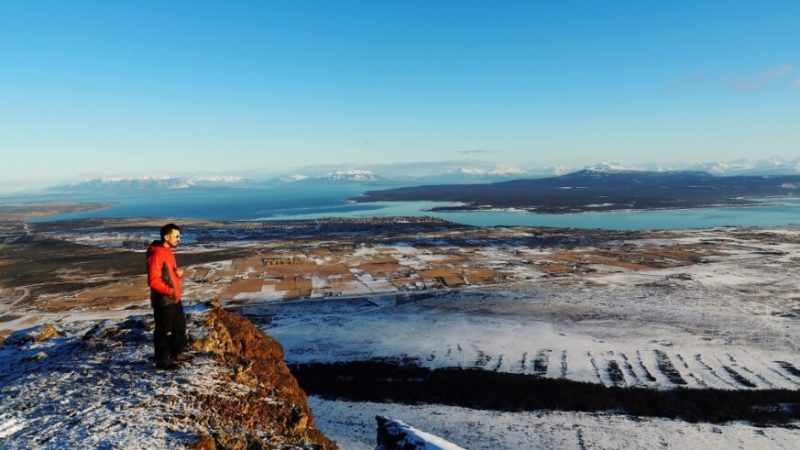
160,223 -> 181,248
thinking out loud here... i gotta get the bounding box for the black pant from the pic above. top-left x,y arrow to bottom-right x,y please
153,302 -> 187,364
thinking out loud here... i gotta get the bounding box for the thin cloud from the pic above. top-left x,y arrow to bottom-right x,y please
727,65 -> 795,93
667,70 -> 707,91
458,150 -> 500,155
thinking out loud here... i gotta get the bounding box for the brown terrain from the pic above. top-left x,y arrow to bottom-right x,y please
0,202 -> 110,222
0,209 -> 761,340
2,203 -> 800,447
187,301 -> 337,449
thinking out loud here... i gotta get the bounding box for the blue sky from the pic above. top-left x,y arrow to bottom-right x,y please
1,1 -> 798,189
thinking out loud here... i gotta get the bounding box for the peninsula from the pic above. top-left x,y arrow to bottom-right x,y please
352,169 -> 800,213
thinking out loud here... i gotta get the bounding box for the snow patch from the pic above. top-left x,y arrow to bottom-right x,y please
377,415 -> 465,450
0,416 -> 26,438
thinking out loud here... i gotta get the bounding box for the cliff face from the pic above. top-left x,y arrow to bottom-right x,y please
189,301 -> 337,449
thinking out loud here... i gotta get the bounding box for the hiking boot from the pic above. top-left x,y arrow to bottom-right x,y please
156,359 -> 180,371
172,353 -> 193,363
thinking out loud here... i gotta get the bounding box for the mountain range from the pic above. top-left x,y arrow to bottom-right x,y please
42,157 -> 800,194
353,168 -> 800,213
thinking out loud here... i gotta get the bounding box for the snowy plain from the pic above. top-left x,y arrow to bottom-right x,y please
3,225 -> 800,449
234,227 -> 800,448
310,397 -> 800,450
241,277 -> 800,391
0,307 -> 237,449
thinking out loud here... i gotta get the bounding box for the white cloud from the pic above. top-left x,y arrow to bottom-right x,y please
727,64 -> 795,92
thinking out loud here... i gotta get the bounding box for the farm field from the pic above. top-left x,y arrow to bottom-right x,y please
1,216 -> 799,448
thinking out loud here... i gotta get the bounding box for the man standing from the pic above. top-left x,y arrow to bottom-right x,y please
147,223 -> 190,370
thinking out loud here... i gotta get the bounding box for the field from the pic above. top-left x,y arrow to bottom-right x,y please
1,215 -> 799,448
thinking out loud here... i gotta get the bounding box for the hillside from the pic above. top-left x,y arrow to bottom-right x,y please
2,217 -> 800,448
0,302 -> 336,449
352,170 -> 800,212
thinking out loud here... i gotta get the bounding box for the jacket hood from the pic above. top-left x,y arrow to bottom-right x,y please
147,241 -> 169,257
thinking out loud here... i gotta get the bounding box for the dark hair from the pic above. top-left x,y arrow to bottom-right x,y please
160,223 -> 181,239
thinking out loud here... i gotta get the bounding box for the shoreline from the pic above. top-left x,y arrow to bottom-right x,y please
0,202 -> 111,222
7,195 -> 800,232
422,198 -> 782,215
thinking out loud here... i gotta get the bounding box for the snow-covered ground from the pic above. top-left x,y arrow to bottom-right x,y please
4,225 -> 800,448
233,227 -> 800,448
241,277 -> 800,390
0,307 -> 236,449
311,397 -> 800,450
375,415 -> 465,450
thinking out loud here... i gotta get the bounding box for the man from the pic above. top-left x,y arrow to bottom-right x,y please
147,223 -> 190,370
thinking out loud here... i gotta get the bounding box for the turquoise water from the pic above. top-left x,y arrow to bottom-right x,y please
263,198 -> 800,230
21,185 -> 376,222
9,186 -> 800,230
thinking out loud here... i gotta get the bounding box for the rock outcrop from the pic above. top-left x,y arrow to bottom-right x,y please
188,301 -> 337,449
0,303 -> 337,449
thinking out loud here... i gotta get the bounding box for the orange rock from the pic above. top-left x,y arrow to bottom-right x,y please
188,434 -> 216,450
35,323 -> 60,342
188,307 -> 337,449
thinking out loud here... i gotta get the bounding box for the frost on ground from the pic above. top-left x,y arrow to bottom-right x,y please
246,282 -> 800,391
0,315 -> 212,449
0,305 -> 335,449
234,227 -> 800,447
4,223 -> 800,448
311,397 -> 800,450
244,228 -> 800,391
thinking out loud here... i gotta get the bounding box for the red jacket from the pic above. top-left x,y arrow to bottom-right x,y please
146,241 -> 182,306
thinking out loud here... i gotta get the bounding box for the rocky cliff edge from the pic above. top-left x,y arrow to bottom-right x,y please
0,301 -> 337,449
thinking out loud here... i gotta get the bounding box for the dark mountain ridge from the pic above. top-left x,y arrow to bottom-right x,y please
352,169 -> 800,213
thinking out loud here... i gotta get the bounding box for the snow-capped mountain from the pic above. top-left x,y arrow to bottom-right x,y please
37,157 -> 800,195
583,162 -> 645,173
53,177 -> 196,192
191,175 -> 248,185
273,158 -> 800,188
272,161 -> 552,186
680,157 -> 800,176
456,165 -> 527,177
326,169 -> 380,182
48,176 -> 249,193
578,158 -> 800,176
424,165 -> 538,183
281,169 -> 386,184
